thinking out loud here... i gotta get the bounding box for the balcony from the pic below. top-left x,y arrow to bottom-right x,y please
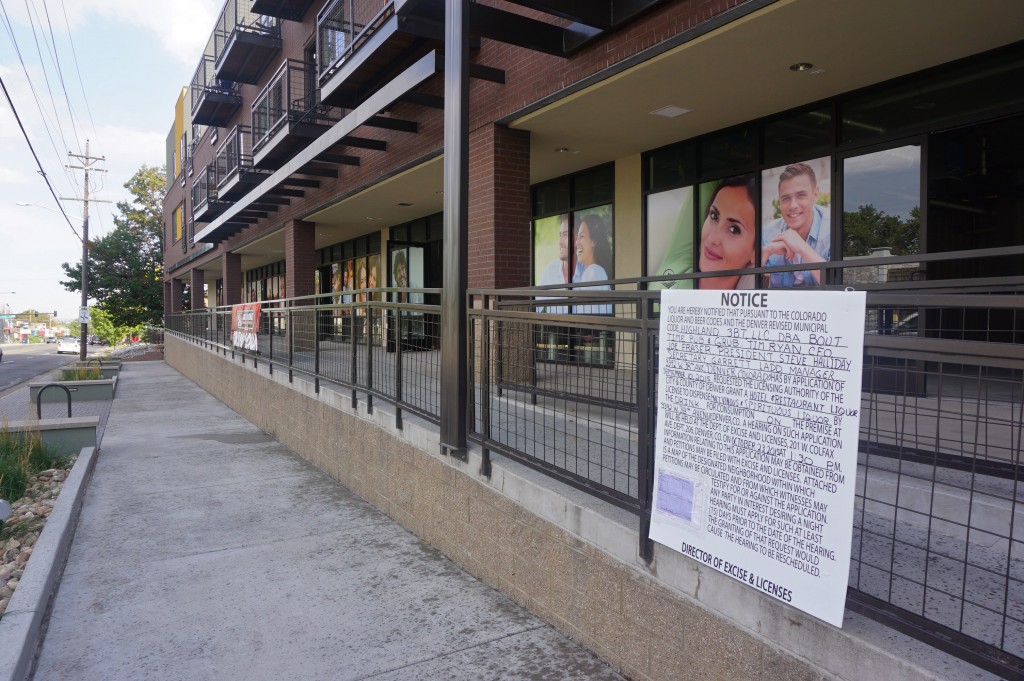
192,165 -> 229,223
190,55 -> 242,127
250,0 -> 316,21
252,59 -> 343,169
317,0 -> 443,106
214,0 -> 282,84
215,125 -> 270,199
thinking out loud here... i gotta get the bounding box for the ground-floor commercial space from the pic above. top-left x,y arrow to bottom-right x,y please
165,3 -> 1024,677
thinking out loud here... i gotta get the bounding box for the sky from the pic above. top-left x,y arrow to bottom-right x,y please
0,0 -> 220,321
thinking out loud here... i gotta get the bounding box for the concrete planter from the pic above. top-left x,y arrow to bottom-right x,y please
1,418 -> 100,451
64,364 -> 120,380
29,376 -> 117,403
0,446 -> 97,681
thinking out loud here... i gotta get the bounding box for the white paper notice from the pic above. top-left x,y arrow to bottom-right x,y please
650,289 -> 866,627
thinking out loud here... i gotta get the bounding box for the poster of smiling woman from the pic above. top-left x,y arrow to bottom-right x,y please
761,156 -> 831,288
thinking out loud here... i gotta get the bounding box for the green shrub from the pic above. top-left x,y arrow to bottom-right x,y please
58,366 -> 102,381
0,428 -> 71,501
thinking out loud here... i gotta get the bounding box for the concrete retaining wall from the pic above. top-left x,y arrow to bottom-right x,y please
165,336 -> 980,681
2,418 -> 99,452
29,378 -> 116,403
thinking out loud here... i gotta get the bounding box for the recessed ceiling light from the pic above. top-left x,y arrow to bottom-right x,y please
789,62 -> 814,72
650,105 -> 691,118
554,147 -> 570,153
397,202 -> 414,207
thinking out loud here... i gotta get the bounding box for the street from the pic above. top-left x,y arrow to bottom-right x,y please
0,342 -> 80,396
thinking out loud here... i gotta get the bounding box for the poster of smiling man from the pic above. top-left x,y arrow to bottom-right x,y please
761,157 -> 831,288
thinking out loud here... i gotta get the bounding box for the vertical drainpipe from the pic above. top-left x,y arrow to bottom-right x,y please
440,0 -> 469,460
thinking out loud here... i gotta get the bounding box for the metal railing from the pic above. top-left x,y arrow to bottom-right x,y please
189,55 -> 240,116
213,0 -> 281,67
252,60 -> 341,155
317,0 -> 394,82
168,289 -> 442,426
190,164 -> 218,215
167,263 -> 1024,675
215,124 -> 253,189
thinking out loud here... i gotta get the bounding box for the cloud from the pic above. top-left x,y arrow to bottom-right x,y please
0,166 -> 35,184
8,0 -> 220,66
844,145 -> 921,176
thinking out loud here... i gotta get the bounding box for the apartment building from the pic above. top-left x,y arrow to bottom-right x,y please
163,1 -> 1024,678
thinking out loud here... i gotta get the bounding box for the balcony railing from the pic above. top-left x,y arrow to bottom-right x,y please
191,164 -> 226,222
214,0 -> 282,84
252,59 -> 341,162
214,124 -> 267,198
317,0 -> 394,83
190,55 -> 242,127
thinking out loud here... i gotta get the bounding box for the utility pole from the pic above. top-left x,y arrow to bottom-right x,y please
63,139 -> 108,361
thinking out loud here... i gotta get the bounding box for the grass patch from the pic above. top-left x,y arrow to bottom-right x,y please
57,366 -> 103,381
0,428 -> 71,502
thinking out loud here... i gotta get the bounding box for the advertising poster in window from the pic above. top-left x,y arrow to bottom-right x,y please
695,175 -> 757,290
761,157 -> 831,288
572,206 -> 614,283
647,186 -> 694,291
650,288 -> 866,627
392,248 -> 409,303
343,260 -> 354,309
331,263 -> 343,317
533,214 -> 571,288
572,206 -> 614,315
409,247 -> 425,305
354,256 -> 367,314
391,247 -> 425,306
368,254 -> 380,301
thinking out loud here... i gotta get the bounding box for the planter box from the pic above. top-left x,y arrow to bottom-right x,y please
1,417 -> 100,451
64,364 -> 120,380
29,377 -> 117,403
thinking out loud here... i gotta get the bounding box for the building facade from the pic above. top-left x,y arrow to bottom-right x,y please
164,1 -> 1024,678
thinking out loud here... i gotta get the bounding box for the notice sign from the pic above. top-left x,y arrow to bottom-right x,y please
650,289 -> 866,627
231,302 -> 261,352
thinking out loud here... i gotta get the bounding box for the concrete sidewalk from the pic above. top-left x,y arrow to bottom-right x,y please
32,361 -> 623,680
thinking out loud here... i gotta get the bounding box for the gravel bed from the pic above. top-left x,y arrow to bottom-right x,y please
0,466 -> 72,616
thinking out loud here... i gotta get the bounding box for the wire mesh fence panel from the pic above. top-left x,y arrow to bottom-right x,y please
167,279 -> 1022,671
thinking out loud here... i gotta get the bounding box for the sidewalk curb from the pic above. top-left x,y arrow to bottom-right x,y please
0,445 -> 97,681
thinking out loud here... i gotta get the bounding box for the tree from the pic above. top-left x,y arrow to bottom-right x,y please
842,204 -> 920,257
62,165 -> 165,328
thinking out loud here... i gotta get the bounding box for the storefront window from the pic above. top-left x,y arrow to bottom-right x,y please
842,145 -> 921,259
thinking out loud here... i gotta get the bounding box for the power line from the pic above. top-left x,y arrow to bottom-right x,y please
40,0 -> 83,151
0,71 -> 82,242
22,0 -> 75,156
58,0 -> 96,138
0,0 -> 79,193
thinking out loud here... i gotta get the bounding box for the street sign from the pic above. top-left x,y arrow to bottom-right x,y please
79,307 -> 91,324
0,315 -> 14,319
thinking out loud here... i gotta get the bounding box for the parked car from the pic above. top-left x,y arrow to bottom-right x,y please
45,336 -> 57,344
57,337 -> 81,354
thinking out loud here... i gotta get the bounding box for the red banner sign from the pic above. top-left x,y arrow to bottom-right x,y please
230,303 -> 261,351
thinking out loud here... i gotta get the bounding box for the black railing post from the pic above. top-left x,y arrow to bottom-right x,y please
366,301 -> 373,414
480,295 -> 492,478
637,299 -> 656,562
268,308 -> 274,375
394,302 -> 403,429
350,307 -> 358,408
287,307 -> 294,383
314,313 -> 321,394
